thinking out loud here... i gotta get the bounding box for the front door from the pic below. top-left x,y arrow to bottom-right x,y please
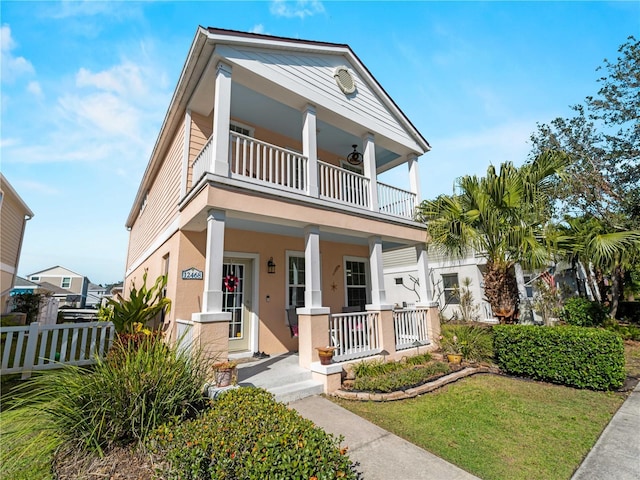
222,259 -> 252,353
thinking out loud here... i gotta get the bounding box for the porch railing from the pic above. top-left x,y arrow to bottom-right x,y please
230,132 -> 308,194
318,161 -> 370,209
190,134 -> 417,220
394,309 -> 429,350
330,311 -> 381,362
1,321 -> 115,379
378,182 -> 417,219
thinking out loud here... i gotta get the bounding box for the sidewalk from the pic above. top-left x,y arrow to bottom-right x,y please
571,381 -> 640,480
290,395 -> 480,480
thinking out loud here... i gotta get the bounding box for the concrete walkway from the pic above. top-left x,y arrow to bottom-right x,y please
571,381 -> 640,480
291,395 -> 480,480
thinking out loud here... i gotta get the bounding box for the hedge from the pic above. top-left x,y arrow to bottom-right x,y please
147,387 -> 360,480
493,325 -> 625,391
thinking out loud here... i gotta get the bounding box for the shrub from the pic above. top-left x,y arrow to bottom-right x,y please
403,352 -> 433,366
439,324 -> 494,362
493,325 -> 625,390
603,318 -> 640,341
350,358 -> 403,378
561,297 -> 608,327
148,388 -> 360,480
352,362 -> 450,393
13,335 -> 211,455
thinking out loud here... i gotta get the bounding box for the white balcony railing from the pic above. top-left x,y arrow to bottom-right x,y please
318,161 -> 370,209
330,311 -> 381,361
394,308 -> 429,350
378,182 -> 417,219
190,134 -> 417,220
230,132 -> 308,194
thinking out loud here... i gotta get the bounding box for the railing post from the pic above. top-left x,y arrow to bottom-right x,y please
363,133 -> 378,212
212,62 -> 232,177
302,104 -> 319,197
379,309 -> 397,357
21,322 -> 40,380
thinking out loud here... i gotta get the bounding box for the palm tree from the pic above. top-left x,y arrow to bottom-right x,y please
560,215 -> 640,317
417,150 -> 569,323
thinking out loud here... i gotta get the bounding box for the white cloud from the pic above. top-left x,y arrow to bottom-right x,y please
1,25 -> 36,83
251,24 -> 266,34
76,62 -> 147,97
16,180 -> 60,195
270,0 -> 325,19
27,81 -> 43,97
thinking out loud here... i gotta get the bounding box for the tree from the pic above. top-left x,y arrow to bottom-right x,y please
417,151 -> 569,323
530,36 -> 640,315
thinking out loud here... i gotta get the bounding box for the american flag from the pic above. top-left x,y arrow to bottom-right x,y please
540,270 -> 555,288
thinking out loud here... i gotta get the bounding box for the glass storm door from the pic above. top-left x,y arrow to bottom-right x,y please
222,260 -> 252,352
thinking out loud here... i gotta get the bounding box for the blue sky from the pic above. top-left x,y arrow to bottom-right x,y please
1,1 -> 638,285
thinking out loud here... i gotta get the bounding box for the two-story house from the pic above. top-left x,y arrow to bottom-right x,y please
1,174 -> 34,314
124,27 -> 441,390
27,266 -> 90,308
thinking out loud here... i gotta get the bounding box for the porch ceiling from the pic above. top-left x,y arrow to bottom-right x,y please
192,81 -> 402,171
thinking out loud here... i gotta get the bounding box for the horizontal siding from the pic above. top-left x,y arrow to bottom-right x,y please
127,122 -> 184,267
0,194 -> 25,267
223,45 -> 415,148
188,112 -> 212,188
382,247 -> 417,269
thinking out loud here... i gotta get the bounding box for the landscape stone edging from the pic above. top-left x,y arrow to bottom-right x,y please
332,365 -> 500,401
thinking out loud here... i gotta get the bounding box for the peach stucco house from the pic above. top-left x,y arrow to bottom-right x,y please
125,27 -> 440,391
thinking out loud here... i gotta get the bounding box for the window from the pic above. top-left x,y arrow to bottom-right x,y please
523,275 -> 534,298
442,274 -> 459,305
61,277 -> 71,289
395,277 -> 403,285
139,191 -> 149,216
287,254 -> 305,308
229,122 -> 254,137
345,260 -> 368,310
30,276 -> 40,282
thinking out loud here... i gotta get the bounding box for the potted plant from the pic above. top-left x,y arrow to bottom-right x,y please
439,334 -> 463,364
213,360 -> 238,387
316,346 -> 336,365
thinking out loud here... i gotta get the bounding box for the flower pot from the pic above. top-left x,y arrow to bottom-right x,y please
215,368 -> 234,387
447,354 -> 463,364
316,346 -> 336,365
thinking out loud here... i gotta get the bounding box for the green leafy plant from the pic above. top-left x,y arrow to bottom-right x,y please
561,297 -> 609,327
439,325 -> 494,362
11,335 -> 211,455
352,362 -> 450,393
603,318 -> 640,341
98,272 -> 170,334
148,387 -> 360,479
493,325 -> 625,390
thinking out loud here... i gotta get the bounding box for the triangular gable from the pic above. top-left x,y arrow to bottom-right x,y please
215,44 -> 424,153
28,265 -> 85,278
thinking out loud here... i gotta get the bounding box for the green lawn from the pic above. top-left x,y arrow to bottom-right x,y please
333,373 -> 626,480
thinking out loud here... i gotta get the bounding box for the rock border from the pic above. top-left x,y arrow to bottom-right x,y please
332,365 -> 500,401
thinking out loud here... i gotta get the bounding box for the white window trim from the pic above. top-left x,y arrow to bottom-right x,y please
61,277 -> 72,289
285,250 -> 305,309
441,273 -> 460,305
230,121 -> 255,137
343,255 -> 370,307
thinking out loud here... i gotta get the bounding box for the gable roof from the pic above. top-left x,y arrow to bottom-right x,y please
36,281 -> 74,296
13,276 -> 40,289
127,26 -> 430,227
28,265 -> 86,278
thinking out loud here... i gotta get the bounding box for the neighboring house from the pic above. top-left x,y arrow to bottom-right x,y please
26,266 -> 90,308
383,247 -> 494,322
0,174 -> 34,314
10,276 -> 40,296
86,282 -> 107,308
124,27 -> 440,385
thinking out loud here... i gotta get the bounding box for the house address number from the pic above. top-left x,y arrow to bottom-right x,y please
181,267 -> 203,280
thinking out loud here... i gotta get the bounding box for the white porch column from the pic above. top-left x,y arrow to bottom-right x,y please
180,108 -> 192,197
212,62 -> 232,177
408,153 -> 421,203
302,104 -> 319,197
366,235 -> 393,310
192,209 -> 231,322
363,133 -> 378,212
299,225 -> 328,314
415,243 -> 437,307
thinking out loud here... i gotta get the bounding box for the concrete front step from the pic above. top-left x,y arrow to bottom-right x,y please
236,353 -> 323,403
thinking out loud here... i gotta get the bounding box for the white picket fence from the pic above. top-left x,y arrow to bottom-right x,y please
1,321 -> 115,379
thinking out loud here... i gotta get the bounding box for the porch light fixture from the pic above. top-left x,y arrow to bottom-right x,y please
267,257 -> 276,274
346,145 -> 363,165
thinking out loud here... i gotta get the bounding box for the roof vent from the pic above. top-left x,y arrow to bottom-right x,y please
334,66 -> 356,95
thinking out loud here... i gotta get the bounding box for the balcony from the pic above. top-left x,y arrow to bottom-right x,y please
192,132 -> 417,220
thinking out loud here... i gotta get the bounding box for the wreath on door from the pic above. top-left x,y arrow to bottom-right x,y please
224,274 -> 239,292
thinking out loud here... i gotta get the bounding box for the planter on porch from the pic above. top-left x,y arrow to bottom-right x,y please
316,346 -> 336,365
213,361 -> 238,387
